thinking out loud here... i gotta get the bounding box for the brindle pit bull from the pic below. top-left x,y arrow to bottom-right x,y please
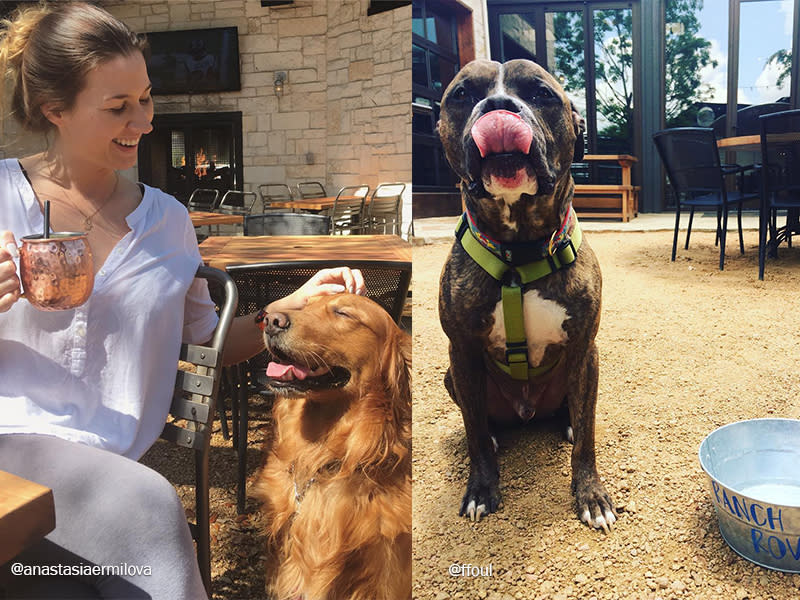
437,58 -> 617,531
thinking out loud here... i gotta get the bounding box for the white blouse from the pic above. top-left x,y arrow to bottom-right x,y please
0,159 -> 219,459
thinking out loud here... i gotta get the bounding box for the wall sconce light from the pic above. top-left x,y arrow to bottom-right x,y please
274,71 -> 286,97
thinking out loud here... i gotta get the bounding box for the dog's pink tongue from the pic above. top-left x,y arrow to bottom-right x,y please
266,362 -> 311,381
471,110 -> 534,158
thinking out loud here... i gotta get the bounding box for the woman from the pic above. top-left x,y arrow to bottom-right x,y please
0,3 -> 363,598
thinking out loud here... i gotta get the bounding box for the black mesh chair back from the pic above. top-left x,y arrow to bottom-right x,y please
366,182 -> 406,235
187,188 -> 220,211
713,102 -> 791,137
244,212 -> 332,236
223,259 -> 410,512
757,109 -> 800,279
653,128 -> 725,197
329,185 -> 368,235
759,109 -> 800,202
158,266 -> 238,594
217,190 -> 258,216
296,181 -> 327,199
258,183 -> 294,210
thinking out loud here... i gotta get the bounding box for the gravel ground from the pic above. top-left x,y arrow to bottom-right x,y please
411,229 -> 800,600
141,391 -> 273,600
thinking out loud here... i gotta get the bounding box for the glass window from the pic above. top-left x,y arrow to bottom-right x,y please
413,43 -> 428,87
413,143 -> 438,186
412,0 -> 461,192
738,0 -> 792,106
594,8 -> 634,154
430,55 -> 458,95
170,131 -> 185,168
413,109 -> 434,135
412,3 -> 424,38
429,6 -> 457,53
665,0 -> 728,128
499,13 -> 537,62
546,11 -> 586,121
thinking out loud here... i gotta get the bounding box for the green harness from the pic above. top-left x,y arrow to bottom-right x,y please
455,206 -> 582,380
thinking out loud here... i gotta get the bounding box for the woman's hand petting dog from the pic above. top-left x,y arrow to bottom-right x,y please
256,293 -> 411,600
265,267 -> 366,314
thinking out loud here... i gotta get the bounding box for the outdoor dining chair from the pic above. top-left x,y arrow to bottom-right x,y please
187,188 -> 220,212
653,127 -> 759,270
712,102 -> 790,137
222,259 -> 411,514
216,190 -> 258,216
329,185 -> 369,235
365,182 -> 406,235
244,212 -> 332,235
258,183 -> 295,212
296,181 -> 327,199
757,109 -> 800,280
157,265 -> 237,594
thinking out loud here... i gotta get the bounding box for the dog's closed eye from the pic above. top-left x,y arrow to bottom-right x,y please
332,306 -> 355,319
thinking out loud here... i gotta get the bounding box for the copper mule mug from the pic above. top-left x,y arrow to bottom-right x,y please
19,233 -> 95,311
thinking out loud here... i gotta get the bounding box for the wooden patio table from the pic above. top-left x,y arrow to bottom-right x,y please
267,195 -> 368,212
718,132 -> 800,152
189,211 -> 244,227
0,470 -> 55,565
199,234 -> 411,271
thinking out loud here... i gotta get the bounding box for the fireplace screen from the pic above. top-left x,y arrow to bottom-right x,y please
137,112 -> 243,204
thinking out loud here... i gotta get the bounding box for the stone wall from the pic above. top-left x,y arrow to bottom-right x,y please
1,0 -> 411,199
468,0 -> 490,61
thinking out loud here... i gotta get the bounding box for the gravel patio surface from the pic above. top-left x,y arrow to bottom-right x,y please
411,228 -> 800,600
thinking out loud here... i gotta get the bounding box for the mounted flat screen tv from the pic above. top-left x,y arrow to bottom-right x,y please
145,27 -> 241,95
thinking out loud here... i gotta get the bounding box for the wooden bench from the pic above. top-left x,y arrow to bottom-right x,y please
573,154 -> 639,222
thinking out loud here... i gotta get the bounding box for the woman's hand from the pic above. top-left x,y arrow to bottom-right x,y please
0,231 -> 21,313
266,267 -> 366,313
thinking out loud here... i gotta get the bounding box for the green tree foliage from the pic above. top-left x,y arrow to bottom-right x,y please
767,49 -> 792,89
550,0 -> 717,133
664,0 -> 718,127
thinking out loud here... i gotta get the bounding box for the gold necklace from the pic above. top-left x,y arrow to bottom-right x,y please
46,164 -> 120,232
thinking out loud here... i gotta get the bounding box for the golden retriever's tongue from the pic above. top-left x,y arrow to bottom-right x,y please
470,110 -> 533,158
267,362 -> 311,381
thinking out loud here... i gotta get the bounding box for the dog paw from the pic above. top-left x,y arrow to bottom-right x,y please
574,480 -> 617,533
459,483 -> 501,522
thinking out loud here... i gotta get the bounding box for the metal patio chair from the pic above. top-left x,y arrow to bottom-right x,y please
258,183 -> 295,212
758,109 -> 800,280
217,190 -> 258,216
653,127 -> 759,270
187,188 -> 220,212
158,265 -> 237,593
328,185 -> 369,235
244,212 -> 331,235
365,182 -> 406,235
296,181 -> 327,199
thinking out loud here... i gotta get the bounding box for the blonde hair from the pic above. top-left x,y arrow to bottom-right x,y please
0,2 -> 148,134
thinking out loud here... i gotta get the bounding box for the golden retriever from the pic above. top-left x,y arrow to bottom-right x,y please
255,293 -> 411,600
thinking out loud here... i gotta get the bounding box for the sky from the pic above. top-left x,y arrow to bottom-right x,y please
697,0 -> 793,105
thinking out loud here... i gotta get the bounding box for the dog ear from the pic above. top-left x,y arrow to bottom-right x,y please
571,101 -> 585,162
382,328 -> 412,409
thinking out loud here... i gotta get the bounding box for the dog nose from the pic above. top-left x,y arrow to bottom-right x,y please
481,94 -> 524,115
265,312 -> 290,335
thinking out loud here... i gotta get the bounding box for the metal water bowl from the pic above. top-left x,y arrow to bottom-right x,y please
699,418 -> 800,573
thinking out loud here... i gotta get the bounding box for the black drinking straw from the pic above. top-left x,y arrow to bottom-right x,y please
43,200 -> 50,239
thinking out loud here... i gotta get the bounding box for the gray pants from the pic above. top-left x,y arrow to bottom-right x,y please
0,434 -> 208,600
